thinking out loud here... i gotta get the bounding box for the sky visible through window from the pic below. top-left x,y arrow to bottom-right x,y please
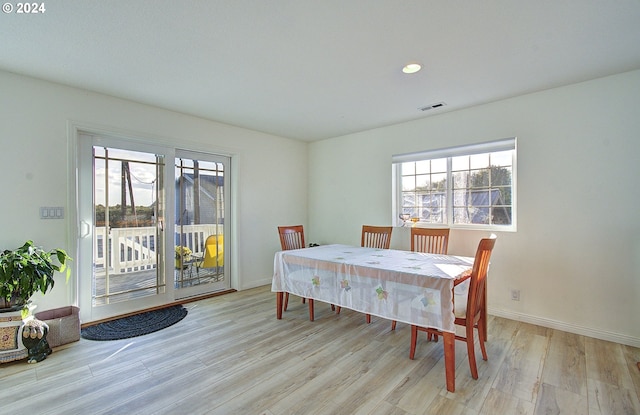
94,147 -> 159,207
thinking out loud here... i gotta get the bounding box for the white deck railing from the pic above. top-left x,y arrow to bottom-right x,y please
95,224 -> 220,275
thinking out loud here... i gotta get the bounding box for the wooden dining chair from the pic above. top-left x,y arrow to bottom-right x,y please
409,236 -> 496,381
278,225 -> 305,252
278,225 -> 307,314
338,225 -> 393,321
277,225 -> 334,321
361,225 -> 393,249
390,227 -> 450,330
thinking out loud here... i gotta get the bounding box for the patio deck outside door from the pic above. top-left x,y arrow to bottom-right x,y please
174,150 -> 230,299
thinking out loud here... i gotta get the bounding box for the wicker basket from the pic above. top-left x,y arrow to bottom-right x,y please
35,306 -> 80,348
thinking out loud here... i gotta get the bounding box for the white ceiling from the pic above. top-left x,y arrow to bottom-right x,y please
2,1 -> 640,141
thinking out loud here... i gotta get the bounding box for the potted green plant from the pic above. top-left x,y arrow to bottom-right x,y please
174,245 -> 192,269
0,240 -> 71,314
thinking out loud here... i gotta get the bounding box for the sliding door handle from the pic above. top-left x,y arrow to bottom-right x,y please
79,220 -> 91,238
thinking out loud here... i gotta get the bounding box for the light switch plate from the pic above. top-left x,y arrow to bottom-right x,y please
40,207 -> 64,219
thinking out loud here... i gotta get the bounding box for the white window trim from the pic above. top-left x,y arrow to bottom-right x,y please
392,138 -> 517,232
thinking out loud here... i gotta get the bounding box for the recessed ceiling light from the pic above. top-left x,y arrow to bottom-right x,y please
402,63 -> 422,74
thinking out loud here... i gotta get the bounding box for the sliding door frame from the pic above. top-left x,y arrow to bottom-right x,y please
68,122 -> 235,323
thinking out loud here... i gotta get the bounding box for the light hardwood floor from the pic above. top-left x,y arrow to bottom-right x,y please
1,285 -> 639,414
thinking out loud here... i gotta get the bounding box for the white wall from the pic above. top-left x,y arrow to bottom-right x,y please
0,70 -> 308,315
309,70 -> 640,347
3,68 -> 638,346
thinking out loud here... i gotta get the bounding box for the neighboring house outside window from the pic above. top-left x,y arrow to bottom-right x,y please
393,138 -> 516,231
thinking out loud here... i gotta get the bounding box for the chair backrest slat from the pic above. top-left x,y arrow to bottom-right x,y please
361,225 -> 392,249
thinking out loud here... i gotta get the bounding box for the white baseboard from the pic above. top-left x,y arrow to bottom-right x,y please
488,307 -> 640,348
240,278 -> 273,291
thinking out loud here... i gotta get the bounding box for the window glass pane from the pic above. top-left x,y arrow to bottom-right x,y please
497,186 -> 512,205
491,166 -> 512,186
431,158 -> 447,173
401,193 -> 416,215
198,160 -> 222,172
419,193 -> 445,223
180,158 -> 194,169
452,171 -> 468,189
401,162 -> 415,176
415,160 -> 430,175
471,207 -> 490,224
430,173 -> 446,191
452,207 -> 469,224
491,150 -> 512,167
415,174 -> 430,189
105,147 -> 157,164
493,206 -> 512,225
470,168 -> 490,188
470,153 -> 489,169
452,155 -> 468,171
402,176 -> 415,191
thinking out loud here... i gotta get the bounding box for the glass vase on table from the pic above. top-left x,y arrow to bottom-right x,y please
399,213 -> 411,227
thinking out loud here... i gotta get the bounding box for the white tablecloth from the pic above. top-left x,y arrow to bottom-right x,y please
272,244 -> 473,332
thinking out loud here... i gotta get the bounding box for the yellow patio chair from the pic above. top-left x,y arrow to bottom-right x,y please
196,234 -> 224,280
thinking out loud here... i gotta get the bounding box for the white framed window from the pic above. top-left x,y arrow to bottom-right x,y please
392,138 -> 516,231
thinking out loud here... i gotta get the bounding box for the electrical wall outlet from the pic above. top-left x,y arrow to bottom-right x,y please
511,289 -> 520,301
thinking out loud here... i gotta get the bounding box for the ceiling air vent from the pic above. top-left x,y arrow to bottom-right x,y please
419,102 -> 446,111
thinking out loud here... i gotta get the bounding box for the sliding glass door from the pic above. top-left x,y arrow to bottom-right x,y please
77,134 -> 230,322
174,150 -> 230,299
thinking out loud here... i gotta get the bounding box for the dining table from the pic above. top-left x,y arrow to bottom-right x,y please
271,244 -> 475,392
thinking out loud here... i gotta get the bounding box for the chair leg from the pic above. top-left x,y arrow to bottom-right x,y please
276,292 -> 283,319
365,314 -> 371,324
409,325 -> 418,359
466,325 -> 479,379
335,306 -> 341,314
477,322 -> 488,361
308,299 -> 314,322
283,292 -> 290,311
391,320 -> 397,330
